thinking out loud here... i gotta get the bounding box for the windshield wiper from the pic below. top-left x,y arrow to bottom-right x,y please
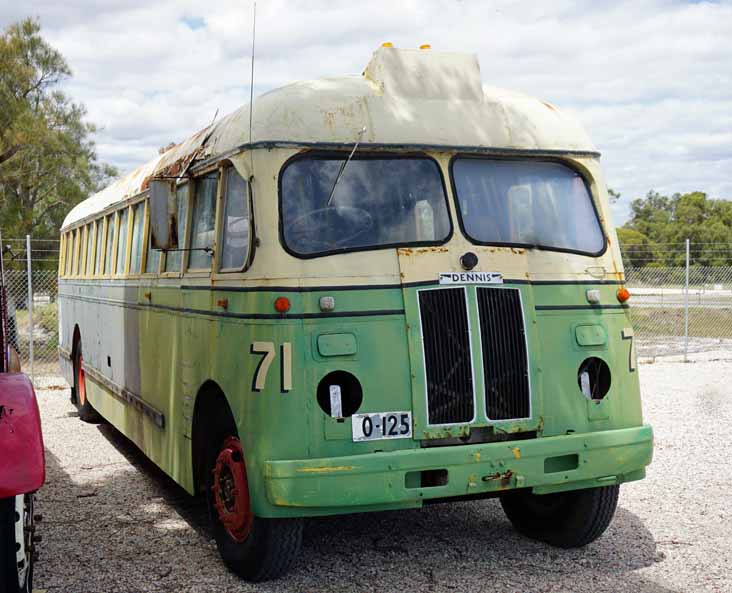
326,126 -> 367,207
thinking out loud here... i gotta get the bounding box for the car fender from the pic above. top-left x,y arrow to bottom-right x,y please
0,373 -> 45,497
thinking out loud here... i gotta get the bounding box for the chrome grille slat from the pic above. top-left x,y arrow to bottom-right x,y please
419,288 -> 474,424
477,287 -> 530,420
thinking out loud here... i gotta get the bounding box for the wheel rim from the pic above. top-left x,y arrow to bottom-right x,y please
15,494 -> 33,591
77,354 -> 86,406
212,437 -> 253,542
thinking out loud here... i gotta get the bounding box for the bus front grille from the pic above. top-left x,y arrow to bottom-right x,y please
477,287 -> 530,420
418,287 -> 474,425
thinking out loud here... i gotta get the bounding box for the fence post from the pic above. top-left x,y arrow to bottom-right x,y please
26,234 -> 34,382
684,238 -> 690,362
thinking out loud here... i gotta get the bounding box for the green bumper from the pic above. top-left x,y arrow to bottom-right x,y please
264,425 -> 653,514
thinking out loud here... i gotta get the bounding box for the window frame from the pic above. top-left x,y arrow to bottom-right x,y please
85,223 -> 95,277
186,168 -> 220,274
66,231 -> 74,277
277,151 -> 454,260
72,229 -> 81,277
161,181 -> 192,278
103,214 -> 115,278
142,197 -> 161,276
216,164 -> 254,273
128,200 -> 146,276
94,217 -> 105,277
59,234 -> 66,277
448,155 -> 608,258
113,206 -> 131,277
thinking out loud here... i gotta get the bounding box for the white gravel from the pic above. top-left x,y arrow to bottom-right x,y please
32,352 -> 732,593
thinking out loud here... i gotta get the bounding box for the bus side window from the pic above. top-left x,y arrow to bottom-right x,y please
65,231 -> 73,276
115,208 -> 129,276
189,173 -> 218,270
144,200 -> 161,274
72,229 -> 80,276
85,223 -> 94,276
94,219 -> 104,276
104,215 -> 115,276
165,184 -> 189,273
129,202 -> 145,274
220,167 -> 251,271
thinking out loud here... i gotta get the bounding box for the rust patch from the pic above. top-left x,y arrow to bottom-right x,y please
296,465 -> 355,474
482,469 -> 514,487
397,246 -> 448,256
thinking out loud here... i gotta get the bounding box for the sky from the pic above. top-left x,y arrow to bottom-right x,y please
2,0 -> 731,224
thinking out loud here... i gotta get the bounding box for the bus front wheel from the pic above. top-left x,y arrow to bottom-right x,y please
205,428 -> 302,582
500,485 -> 619,548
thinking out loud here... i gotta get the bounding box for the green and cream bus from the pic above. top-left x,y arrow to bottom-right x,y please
58,46 -> 653,581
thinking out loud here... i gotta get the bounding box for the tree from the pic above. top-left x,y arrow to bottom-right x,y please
616,228 -> 659,268
0,18 -> 117,265
622,190 -> 732,266
608,188 -> 621,204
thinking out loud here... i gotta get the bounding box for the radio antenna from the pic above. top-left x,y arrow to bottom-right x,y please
248,1 -> 257,177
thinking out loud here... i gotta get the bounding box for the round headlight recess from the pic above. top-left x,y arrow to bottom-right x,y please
316,371 -> 363,418
577,357 -> 611,400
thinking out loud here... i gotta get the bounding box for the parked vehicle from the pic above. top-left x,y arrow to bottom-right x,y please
57,46 -> 653,581
0,240 -> 46,593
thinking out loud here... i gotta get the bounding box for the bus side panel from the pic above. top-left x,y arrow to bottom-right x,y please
201,287 -> 415,517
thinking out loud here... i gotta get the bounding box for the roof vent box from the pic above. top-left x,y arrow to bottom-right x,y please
363,47 -> 483,102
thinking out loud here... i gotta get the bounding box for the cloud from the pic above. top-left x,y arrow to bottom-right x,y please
2,0 -> 731,223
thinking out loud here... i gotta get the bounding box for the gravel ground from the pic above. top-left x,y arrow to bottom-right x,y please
31,351 -> 732,593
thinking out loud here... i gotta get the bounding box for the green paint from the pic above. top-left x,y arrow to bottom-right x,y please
86,280 -> 652,519
317,333 -> 358,357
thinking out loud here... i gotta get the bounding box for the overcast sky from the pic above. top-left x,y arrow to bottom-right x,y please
3,0 -> 731,223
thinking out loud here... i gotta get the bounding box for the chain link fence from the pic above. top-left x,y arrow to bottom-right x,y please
624,243 -> 732,359
2,235 -> 731,385
3,237 -> 62,385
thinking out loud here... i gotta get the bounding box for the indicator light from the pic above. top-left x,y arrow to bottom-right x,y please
382,42 -> 393,48
274,296 -> 291,313
616,287 -> 631,303
419,44 -> 432,49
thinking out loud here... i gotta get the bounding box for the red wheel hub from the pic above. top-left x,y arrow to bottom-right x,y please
212,437 -> 253,542
77,355 -> 86,405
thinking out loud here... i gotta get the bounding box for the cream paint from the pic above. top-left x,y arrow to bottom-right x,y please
62,47 -> 598,228
59,47 -> 623,287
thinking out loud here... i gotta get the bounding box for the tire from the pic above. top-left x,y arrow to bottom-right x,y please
0,495 -> 35,593
203,408 -> 303,582
500,485 -> 619,548
72,339 -> 102,423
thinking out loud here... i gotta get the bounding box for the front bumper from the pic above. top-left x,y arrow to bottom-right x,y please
264,425 -> 653,514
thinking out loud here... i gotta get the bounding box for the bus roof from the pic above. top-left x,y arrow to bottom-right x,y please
62,46 -> 597,230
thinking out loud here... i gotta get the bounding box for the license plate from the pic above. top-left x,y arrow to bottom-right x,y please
352,411 -> 412,442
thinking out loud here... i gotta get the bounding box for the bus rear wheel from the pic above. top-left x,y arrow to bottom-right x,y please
500,485 -> 619,548
72,341 -> 101,423
205,432 -> 302,582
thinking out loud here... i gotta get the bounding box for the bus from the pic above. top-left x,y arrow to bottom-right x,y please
57,46 -> 653,581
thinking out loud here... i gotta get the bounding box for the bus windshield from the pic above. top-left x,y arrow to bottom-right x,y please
452,158 -> 606,256
280,156 -> 451,256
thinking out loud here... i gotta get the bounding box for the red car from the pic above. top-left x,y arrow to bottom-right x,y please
0,243 -> 45,593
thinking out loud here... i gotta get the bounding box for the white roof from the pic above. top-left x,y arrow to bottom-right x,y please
62,47 -> 597,229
